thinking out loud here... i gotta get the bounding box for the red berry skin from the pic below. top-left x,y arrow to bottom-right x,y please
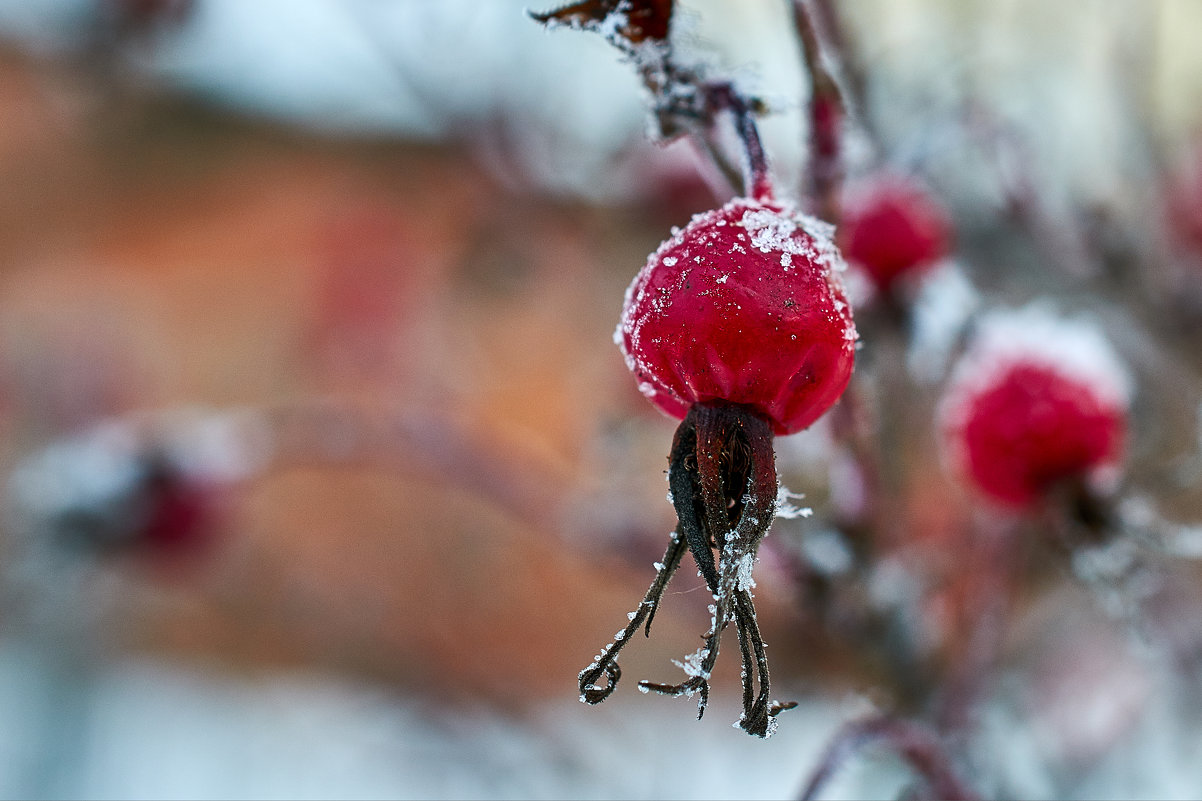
141,468 -> 216,554
838,174 -> 951,293
618,197 -> 857,436
945,362 -> 1126,508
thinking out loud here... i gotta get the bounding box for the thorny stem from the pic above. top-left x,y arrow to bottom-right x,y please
693,136 -> 747,203
791,0 -> 846,222
809,0 -> 866,118
634,403 -> 795,737
798,714 -> 979,801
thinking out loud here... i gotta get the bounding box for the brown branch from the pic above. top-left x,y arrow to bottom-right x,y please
791,0 -> 846,222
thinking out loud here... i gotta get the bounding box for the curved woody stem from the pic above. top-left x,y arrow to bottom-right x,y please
702,82 -> 775,202
577,524 -> 690,703
798,714 -> 979,801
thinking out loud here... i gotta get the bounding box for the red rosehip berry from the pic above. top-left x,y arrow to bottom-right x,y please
618,195 -> 857,435
583,193 -> 855,737
838,173 -> 952,294
939,309 -> 1130,508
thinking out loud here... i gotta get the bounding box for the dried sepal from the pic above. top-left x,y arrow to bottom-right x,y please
583,403 -> 797,738
529,0 -> 673,45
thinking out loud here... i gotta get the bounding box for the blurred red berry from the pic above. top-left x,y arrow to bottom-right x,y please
618,196 -> 857,435
939,310 -> 1129,508
138,457 -> 218,556
838,173 -> 951,294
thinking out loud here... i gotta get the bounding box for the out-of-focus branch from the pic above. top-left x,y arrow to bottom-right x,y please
531,0 -> 775,200
965,104 -> 1097,281
791,0 -> 846,222
798,713 -> 979,801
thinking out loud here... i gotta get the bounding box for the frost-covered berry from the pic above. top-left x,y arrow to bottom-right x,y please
7,411 -> 255,563
618,196 -> 857,435
838,173 -> 951,294
938,308 -> 1130,508
585,193 -> 854,737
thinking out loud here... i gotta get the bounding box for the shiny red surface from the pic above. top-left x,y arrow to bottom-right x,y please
618,197 -> 856,435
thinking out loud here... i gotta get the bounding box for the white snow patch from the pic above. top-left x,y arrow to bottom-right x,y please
775,486 -> 813,519
906,263 -> 980,383
672,647 -> 711,681
944,304 -> 1131,411
736,552 -> 757,590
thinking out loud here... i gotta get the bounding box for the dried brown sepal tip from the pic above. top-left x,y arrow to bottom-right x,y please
577,404 -> 798,738
529,0 -> 673,45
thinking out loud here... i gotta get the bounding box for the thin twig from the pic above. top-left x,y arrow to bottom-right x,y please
791,0 -> 846,221
798,714 -> 979,801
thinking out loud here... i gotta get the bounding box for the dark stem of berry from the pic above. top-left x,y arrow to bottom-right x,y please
702,82 -> 774,203
577,524 -> 689,704
576,404 -> 795,736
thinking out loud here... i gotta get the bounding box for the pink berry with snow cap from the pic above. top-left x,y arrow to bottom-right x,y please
838,173 -> 951,294
618,195 -> 857,435
939,308 -> 1130,508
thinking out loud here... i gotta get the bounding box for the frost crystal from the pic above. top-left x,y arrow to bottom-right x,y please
738,204 -> 842,277
736,552 -> 757,590
775,486 -> 813,519
672,647 -> 711,681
